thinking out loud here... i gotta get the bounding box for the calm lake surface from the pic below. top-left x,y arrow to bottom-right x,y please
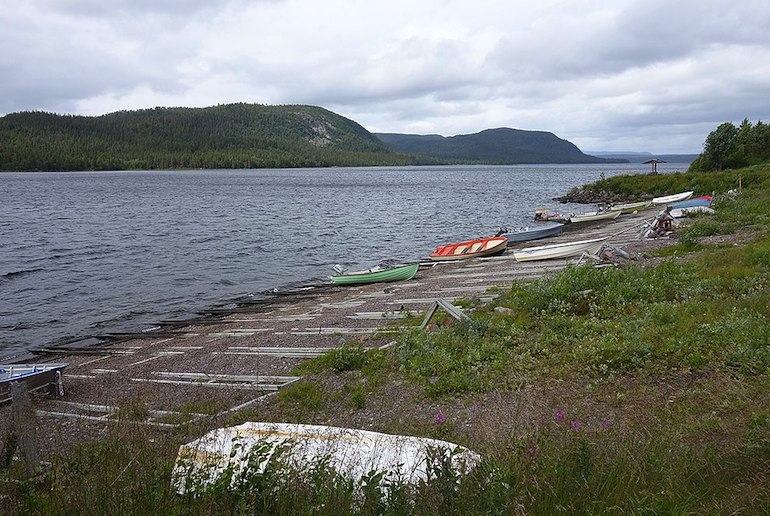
0,163 -> 687,355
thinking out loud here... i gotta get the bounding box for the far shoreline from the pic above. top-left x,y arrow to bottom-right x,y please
0,161 -> 695,174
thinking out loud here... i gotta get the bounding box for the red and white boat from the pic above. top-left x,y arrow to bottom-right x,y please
429,236 -> 508,261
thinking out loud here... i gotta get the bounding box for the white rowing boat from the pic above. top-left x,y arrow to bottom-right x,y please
652,191 -> 693,205
608,200 -> 653,214
569,210 -> 620,224
513,236 -> 608,262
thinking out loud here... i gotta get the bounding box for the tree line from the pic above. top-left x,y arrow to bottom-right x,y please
0,104 -> 438,171
690,118 -> 770,172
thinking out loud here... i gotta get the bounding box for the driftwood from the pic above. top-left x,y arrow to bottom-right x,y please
1,382 -> 41,475
420,299 -> 472,330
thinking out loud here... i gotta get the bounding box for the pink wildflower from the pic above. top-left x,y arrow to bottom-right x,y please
434,409 -> 447,425
570,419 -> 583,431
553,408 -> 566,423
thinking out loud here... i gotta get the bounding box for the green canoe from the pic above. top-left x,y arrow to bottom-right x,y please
331,262 -> 419,286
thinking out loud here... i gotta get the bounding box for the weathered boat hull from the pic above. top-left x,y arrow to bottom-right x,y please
513,237 -> 608,262
172,422 -> 481,494
506,224 -> 563,245
609,200 -> 653,214
569,211 -> 621,224
0,363 -> 68,404
331,263 -> 418,286
652,191 -> 694,205
669,196 -> 712,209
671,206 -> 715,218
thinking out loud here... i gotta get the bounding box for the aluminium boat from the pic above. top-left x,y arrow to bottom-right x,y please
505,224 -> 564,245
1,363 -> 68,404
608,200 -> 653,214
513,237 -> 608,262
569,210 -> 621,224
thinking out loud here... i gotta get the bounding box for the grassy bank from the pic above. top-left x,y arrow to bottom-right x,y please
562,163 -> 769,204
2,165 -> 770,514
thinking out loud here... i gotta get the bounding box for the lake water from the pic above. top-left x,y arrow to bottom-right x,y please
0,163 -> 687,356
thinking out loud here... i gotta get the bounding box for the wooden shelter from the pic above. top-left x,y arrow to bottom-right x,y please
643,158 -> 666,174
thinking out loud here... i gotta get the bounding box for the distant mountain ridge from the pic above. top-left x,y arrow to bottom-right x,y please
376,128 -> 626,164
0,103 -> 429,171
1,103 -> 629,171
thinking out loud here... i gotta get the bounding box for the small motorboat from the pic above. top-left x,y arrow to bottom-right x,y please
608,200 -> 653,214
670,206 -> 715,218
652,191 -> 694,205
513,237 -> 608,262
505,224 -> 564,245
669,195 -> 712,209
331,262 -> 418,286
1,363 -> 68,404
429,236 -> 508,261
569,210 -> 621,224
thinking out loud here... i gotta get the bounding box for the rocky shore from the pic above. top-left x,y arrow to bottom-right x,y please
554,184 -> 650,204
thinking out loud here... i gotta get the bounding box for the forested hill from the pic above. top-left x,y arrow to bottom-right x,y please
0,104 -> 429,171
376,128 -> 626,164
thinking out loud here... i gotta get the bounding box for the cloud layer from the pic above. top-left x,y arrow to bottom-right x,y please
2,0 -> 769,152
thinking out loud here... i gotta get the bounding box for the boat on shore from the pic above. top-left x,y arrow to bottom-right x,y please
569,210 -> 620,224
173,422 -> 481,494
669,195 -> 712,209
505,224 -> 564,245
608,200 -> 653,214
429,236 -> 508,261
331,262 -> 418,286
513,236 -> 608,262
1,363 -> 68,404
652,191 -> 693,205
671,206 -> 715,218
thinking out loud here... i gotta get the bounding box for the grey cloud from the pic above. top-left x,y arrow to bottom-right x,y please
1,0 -> 769,152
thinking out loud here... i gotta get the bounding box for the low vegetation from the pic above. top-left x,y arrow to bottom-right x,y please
565,162 -> 768,203
3,164 -> 770,513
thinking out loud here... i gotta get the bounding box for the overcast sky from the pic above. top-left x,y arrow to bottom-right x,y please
2,0 -> 769,152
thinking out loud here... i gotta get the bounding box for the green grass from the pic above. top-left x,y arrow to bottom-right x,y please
570,163 -> 770,200
3,415 -> 768,514
391,244 -> 769,397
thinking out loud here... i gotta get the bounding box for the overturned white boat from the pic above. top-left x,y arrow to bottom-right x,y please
513,236 -> 608,262
652,191 -> 693,205
569,210 -> 620,224
172,422 -> 481,494
671,206 -> 715,218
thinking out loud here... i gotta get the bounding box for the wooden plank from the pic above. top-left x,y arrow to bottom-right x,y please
289,327 -> 399,336
212,346 -> 337,358
437,299 -> 472,323
347,311 -> 414,320
419,302 -> 440,330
